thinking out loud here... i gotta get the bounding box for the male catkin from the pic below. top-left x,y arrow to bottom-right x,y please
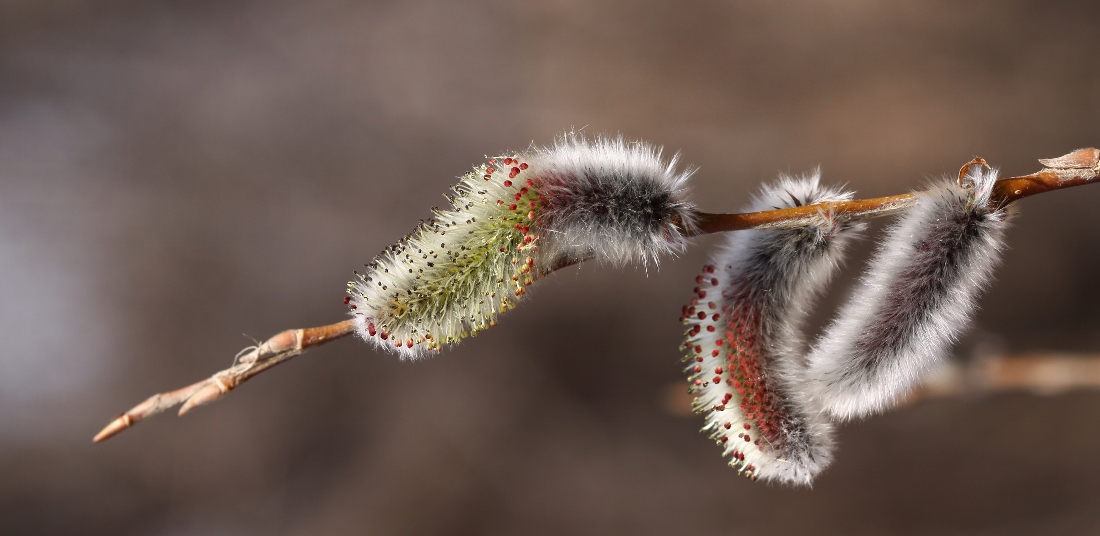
347,134 -> 696,358
683,173 -> 862,485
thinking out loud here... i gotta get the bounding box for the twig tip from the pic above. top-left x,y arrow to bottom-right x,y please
92,415 -> 132,443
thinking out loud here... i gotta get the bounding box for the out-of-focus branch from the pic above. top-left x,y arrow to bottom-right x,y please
662,353 -> 1100,418
906,353 -> 1100,403
94,148 -> 1100,442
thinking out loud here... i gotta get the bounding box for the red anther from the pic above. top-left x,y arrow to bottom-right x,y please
525,177 -> 534,186
504,157 -> 513,165
528,211 -> 535,220
711,278 -> 719,286
503,180 -> 513,187
488,159 -> 496,165
712,376 -> 721,383
715,367 -> 724,374
514,193 -> 522,201
486,167 -> 495,174
697,312 -> 706,320
509,167 -> 520,178
343,296 -> 351,304
483,175 -> 491,181
744,435 -> 751,442
695,357 -> 703,362
521,226 -> 529,234
367,322 -> 377,336
349,305 -> 357,309
715,339 -> 723,346
520,163 -> 529,170
704,265 -> 715,273
707,326 -> 716,332
509,203 -> 518,210
712,314 -> 720,321
394,338 -> 401,347
708,302 -> 716,309
711,349 -> 719,357
406,338 -> 414,348
519,187 -> 528,195
721,436 -> 729,442
724,422 -> 732,429
380,332 -> 389,340
695,275 -> 704,284
528,200 -> 537,208
693,366 -> 702,373
698,290 -> 707,298
694,379 -> 703,386
743,423 -> 751,430
715,405 -> 725,411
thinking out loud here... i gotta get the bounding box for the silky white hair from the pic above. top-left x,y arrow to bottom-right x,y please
805,167 -> 1011,420
531,133 -> 697,268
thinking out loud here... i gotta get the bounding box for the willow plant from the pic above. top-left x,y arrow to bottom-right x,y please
93,134 -> 1100,485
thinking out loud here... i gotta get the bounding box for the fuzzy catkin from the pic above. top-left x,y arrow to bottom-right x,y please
805,167 -> 1011,420
347,133 -> 696,358
682,172 -> 862,486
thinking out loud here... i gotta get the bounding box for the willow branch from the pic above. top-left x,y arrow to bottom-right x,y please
94,148 -> 1100,443
93,319 -> 356,442
906,353 -> 1100,403
689,148 -> 1100,235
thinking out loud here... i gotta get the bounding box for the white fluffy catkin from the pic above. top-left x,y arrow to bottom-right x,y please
805,167 -> 1011,420
682,172 -> 862,486
347,133 -> 696,358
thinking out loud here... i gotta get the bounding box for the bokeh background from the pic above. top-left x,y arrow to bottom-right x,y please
4,1 -> 1100,534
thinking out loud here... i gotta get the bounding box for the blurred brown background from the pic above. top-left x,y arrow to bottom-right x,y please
3,1 -> 1100,534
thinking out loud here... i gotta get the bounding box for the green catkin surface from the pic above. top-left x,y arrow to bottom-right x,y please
349,158 -> 544,353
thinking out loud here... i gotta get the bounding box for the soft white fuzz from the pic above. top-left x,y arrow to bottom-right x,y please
682,172 -> 861,486
531,133 -> 697,267
805,167 -> 1011,420
348,133 -> 697,358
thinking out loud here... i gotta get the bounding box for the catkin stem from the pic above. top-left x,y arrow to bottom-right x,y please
93,148 -> 1099,442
